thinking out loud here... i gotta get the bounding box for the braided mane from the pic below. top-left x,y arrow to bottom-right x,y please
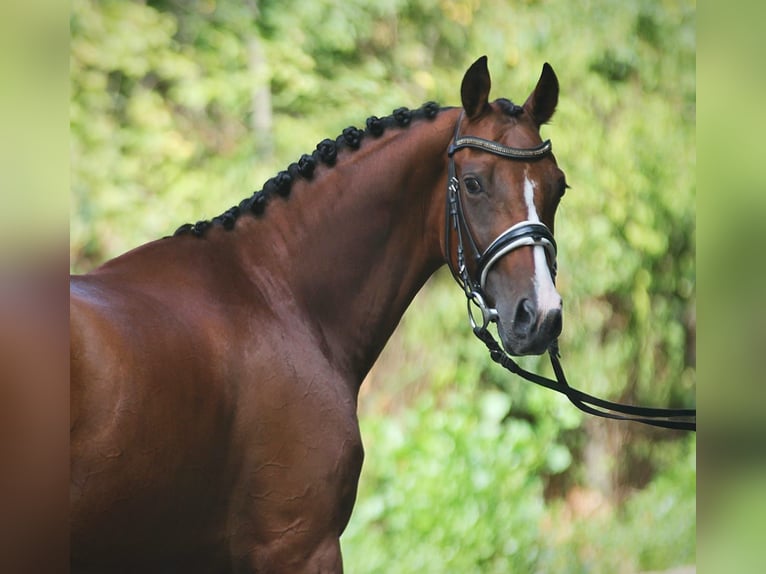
173,101 -> 443,238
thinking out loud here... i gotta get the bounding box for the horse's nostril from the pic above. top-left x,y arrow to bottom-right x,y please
548,308 -> 563,338
513,298 -> 536,337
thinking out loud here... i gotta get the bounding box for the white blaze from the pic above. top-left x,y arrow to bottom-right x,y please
523,172 -> 562,313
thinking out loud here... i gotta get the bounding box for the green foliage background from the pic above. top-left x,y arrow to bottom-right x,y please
70,0 -> 695,571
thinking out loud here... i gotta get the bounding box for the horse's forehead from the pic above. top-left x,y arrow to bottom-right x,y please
494,117 -> 542,148
489,116 -> 560,179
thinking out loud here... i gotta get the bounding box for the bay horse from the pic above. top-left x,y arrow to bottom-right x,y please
70,56 -> 567,573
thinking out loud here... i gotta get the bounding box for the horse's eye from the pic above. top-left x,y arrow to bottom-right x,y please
464,177 -> 482,195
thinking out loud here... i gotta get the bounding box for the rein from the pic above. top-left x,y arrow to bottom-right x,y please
444,114 -> 696,432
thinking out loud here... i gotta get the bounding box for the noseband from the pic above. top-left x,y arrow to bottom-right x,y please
444,112 -> 696,431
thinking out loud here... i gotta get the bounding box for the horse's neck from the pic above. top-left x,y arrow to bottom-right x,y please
240,109 -> 458,382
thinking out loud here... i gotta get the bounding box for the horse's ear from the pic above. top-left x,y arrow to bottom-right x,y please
523,62 -> 559,126
461,56 -> 491,120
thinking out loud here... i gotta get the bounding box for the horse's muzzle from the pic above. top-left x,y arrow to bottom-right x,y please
500,297 -> 562,356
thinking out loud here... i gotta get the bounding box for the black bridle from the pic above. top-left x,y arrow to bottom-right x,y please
444,114 -> 696,431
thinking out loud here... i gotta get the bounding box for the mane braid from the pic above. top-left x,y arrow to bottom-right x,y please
172,101 -> 443,238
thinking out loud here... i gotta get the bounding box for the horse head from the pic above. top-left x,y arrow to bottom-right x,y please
448,56 -> 567,356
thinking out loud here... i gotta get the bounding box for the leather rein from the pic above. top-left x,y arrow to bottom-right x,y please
444,114 -> 696,431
